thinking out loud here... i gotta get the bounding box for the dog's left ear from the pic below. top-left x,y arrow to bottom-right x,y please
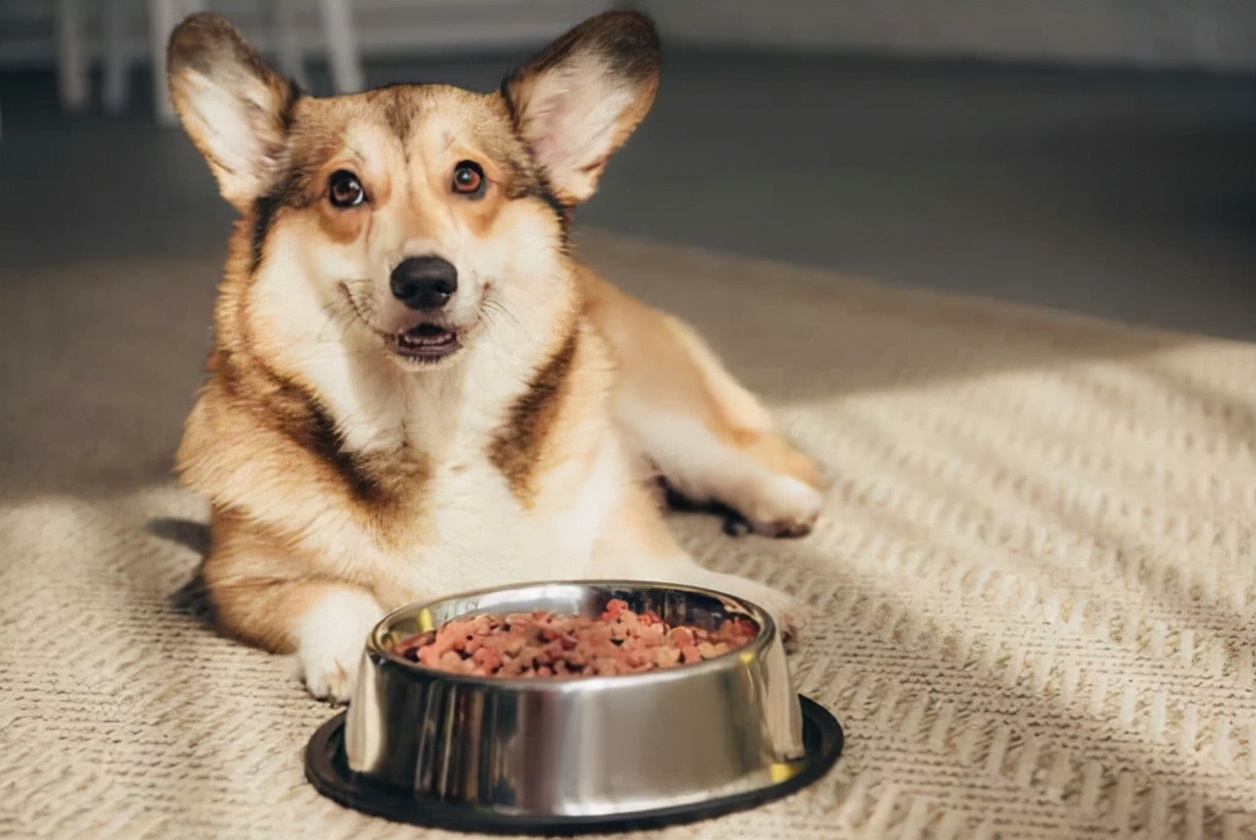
504,11 -> 660,206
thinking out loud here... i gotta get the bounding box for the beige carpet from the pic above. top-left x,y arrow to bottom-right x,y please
2,230 -> 1254,839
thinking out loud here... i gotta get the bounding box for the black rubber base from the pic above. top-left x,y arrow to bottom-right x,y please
305,696 -> 843,836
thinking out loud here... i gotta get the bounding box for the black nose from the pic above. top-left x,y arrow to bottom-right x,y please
390,256 -> 458,310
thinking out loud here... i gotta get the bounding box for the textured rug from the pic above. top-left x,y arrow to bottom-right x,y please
1,230 -> 1253,840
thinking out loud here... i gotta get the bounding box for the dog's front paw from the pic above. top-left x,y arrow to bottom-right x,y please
774,601 -> 811,652
749,586 -> 810,650
734,475 -> 823,539
298,649 -> 361,704
294,589 -> 385,704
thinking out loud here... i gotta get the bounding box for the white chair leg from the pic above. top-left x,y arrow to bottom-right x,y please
148,0 -> 204,125
272,0 -> 310,90
317,0 -> 364,94
53,0 -> 91,112
102,0 -> 131,113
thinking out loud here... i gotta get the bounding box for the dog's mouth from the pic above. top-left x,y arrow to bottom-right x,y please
340,284 -> 470,366
390,323 -> 461,363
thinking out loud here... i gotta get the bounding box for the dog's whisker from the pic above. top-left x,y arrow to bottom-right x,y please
483,296 -> 524,336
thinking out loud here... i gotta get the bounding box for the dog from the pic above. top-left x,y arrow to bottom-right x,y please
168,10 -> 825,702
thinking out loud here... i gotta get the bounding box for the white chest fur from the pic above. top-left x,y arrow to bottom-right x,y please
305,336 -> 630,603
404,435 -> 624,598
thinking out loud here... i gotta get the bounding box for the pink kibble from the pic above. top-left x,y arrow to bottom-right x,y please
391,601 -> 758,679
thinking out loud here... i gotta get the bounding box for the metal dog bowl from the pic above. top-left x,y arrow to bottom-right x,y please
305,581 -> 843,834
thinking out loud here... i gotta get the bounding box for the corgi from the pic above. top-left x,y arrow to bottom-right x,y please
168,11 -> 825,702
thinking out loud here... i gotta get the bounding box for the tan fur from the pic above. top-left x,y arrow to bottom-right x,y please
200,506 -> 356,654
488,328 -> 579,506
583,269 -> 824,523
168,11 -> 824,701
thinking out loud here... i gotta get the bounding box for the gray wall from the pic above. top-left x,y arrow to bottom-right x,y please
643,0 -> 1256,71
2,0 -> 1254,72
0,1 -> 612,67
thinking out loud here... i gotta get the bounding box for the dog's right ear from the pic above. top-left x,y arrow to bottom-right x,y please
167,14 -> 298,211
503,11 -> 660,207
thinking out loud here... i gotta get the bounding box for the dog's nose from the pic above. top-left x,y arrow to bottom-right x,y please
390,256 -> 458,310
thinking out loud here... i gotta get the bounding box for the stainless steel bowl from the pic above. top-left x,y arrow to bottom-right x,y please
305,581 -> 843,834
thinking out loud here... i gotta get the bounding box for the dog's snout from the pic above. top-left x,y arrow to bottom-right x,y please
390,256 -> 458,310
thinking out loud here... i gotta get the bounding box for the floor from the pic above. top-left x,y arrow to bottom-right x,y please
1,50 -> 1254,339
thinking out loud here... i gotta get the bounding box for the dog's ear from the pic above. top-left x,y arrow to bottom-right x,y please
504,11 -> 660,206
167,14 -> 298,211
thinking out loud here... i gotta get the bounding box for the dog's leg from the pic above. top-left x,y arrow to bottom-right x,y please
202,509 -> 384,703
585,273 -> 824,537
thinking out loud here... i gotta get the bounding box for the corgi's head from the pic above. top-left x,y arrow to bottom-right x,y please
168,12 -> 658,370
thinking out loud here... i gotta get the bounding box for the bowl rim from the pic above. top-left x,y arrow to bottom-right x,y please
366,579 -> 779,689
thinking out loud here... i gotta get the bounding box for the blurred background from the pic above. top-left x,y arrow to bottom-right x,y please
1,0 -> 1254,338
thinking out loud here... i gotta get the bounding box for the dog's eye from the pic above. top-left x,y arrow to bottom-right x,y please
328,170 -> 366,208
452,161 -> 485,198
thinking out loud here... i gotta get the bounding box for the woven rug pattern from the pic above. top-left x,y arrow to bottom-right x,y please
1,231 -> 1254,839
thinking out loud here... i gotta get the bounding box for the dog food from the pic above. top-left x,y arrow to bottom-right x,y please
390,599 -> 758,677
